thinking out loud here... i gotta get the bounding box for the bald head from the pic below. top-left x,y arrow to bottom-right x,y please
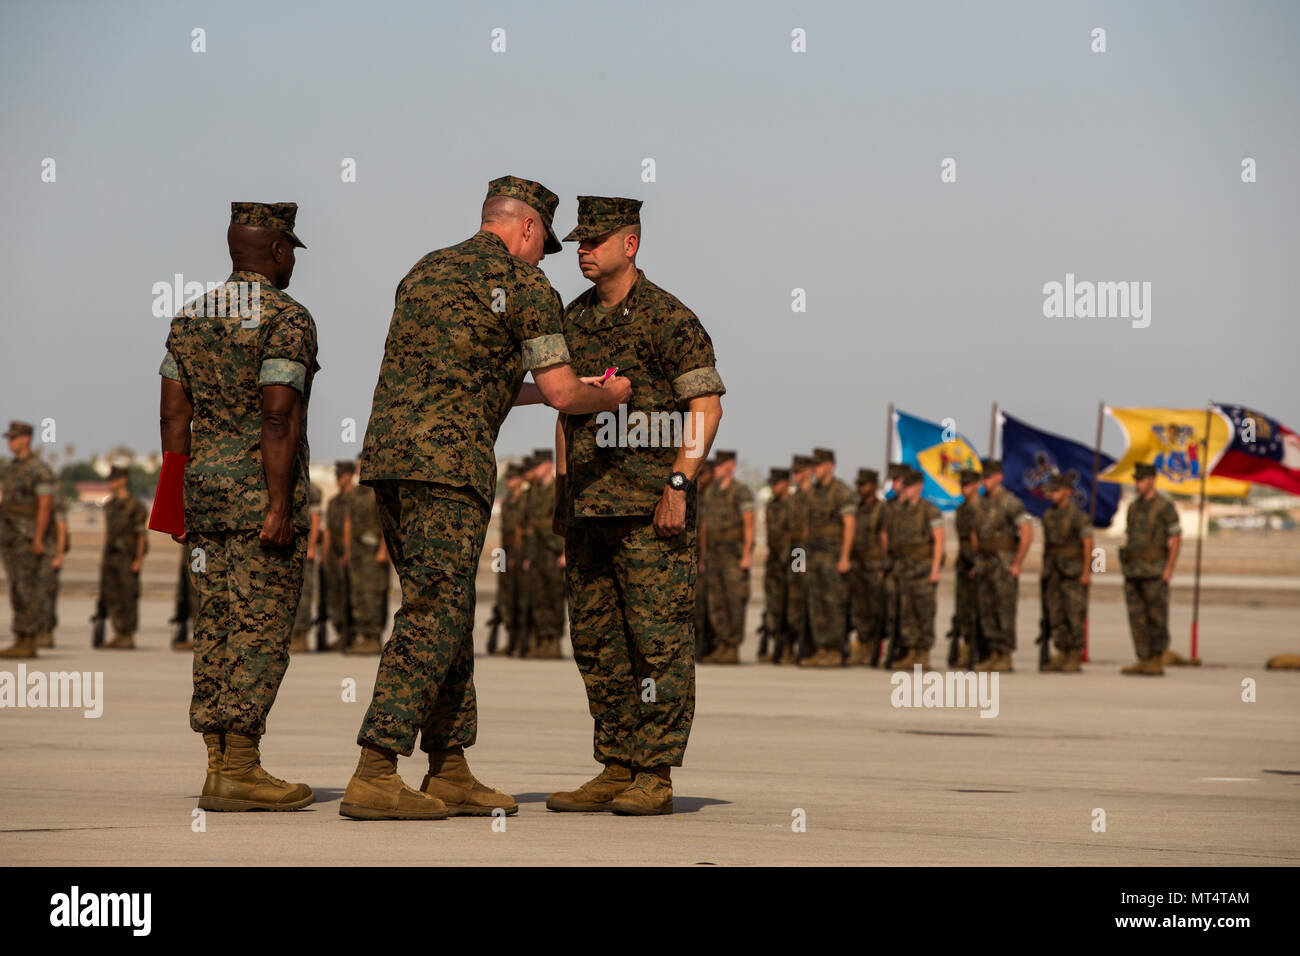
481,196 -> 547,266
227,223 -> 296,290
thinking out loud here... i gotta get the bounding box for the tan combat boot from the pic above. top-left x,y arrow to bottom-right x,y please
918,650 -> 932,670
974,651 -> 1004,673
777,647 -> 798,665
341,745 -> 449,820
344,636 -> 381,655
847,640 -> 871,666
289,631 -> 308,652
610,767 -> 674,816
711,645 -> 740,664
199,733 -> 314,812
200,731 -> 225,798
35,632 -> 54,648
955,644 -> 970,669
1141,655 -> 1166,676
0,635 -> 37,659
796,648 -> 822,667
546,761 -> 635,812
1042,649 -> 1068,672
892,648 -> 917,670
420,746 -> 517,816
1058,649 -> 1084,673
757,650 -> 775,663
1121,657 -> 1146,675
106,633 -> 136,649
699,646 -> 722,664
172,637 -> 194,652
1267,653 -> 1300,670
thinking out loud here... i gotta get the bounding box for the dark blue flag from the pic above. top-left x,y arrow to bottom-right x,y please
1000,411 -> 1120,527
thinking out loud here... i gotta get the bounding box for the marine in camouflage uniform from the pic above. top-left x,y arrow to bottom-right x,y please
879,463 -> 908,666
522,449 -> 565,659
799,447 -> 856,668
289,481 -> 322,652
758,467 -> 791,663
158,200 -> 317,810
699,450 -> 753,665
35,490 -> 69,648
1119,462 -> 1182,676
322,462 -> 356,650
972,459 -> 1032,673
886,469 -> 944,669
781,454 -> 814,664
548,195 -> 724,817
346,176 -> 621,820
344,477 -> 391,655
847,468 -> 887,666
948,469 -> 982,667
493,462 -> 526,655
1041,472 -> 1093,673
0,421 -> 57,658
99,465 -> 149,649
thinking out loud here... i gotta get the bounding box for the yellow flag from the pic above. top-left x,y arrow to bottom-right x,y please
1100,407 -> 1249,497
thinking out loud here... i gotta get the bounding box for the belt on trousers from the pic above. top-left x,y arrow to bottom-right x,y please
1124,546 -> 1168,560
1045,544 -> 1081,556
1,504 -> 37,518
890,544 -> 932,558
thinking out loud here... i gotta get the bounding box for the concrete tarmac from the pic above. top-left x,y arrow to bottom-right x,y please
1,593 -> 1297,866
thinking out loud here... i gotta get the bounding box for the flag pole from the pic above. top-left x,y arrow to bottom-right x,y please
989,402 -> 999,458
1190,404 -> 1212,661
1084,401 -> 1105,663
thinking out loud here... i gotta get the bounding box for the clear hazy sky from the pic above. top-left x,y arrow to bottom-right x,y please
2,0 -> 1296,477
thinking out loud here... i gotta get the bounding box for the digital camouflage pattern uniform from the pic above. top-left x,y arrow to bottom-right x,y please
887,494 -> 943,652
973,486 -> 1030,657
700,475 -> 753,650
347,484 -> 391,643
358,208 -> 569,757
561,259 -> 724,769
160,263 -> 318,736
1120,492 -> 1181,660
101,493 -> 149,635
324,483 -> 354,642
951,488 -> 979,655
0,452 -> 58,641
291,483 -> 322,639
1042,494 -> 1091,653
498,476 -> 527,654
850,491 -> 887,659
804,471 -> 856,652
523,474 -> 565,651
784,464 -> 813,657
763,482 -> 791,653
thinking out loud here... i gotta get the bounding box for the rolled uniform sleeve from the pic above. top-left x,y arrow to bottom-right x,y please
1161,500 -> 1182,538
511,275 -> 570,371
1008,495 -> 1030,527
159,350 -> 182,381
260,305 -> 318,393
737,484 -> 755,514
658,307 -> 725,403
926,502 -> 944,529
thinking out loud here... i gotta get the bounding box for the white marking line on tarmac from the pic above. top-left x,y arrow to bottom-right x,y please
1200,777 -> 1260,782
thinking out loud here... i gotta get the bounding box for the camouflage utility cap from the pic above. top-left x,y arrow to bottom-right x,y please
563,196 -> 643,242
486,175 -> 561,254
857,468 -> 878,485
1134,463 -> 1157,480
959,468 -> 982,486
769,468 -> 790,483
3,421 -> 34,439
231,202 -> 306,248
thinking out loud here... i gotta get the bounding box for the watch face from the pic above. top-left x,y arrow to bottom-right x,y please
670,474 -> 685,489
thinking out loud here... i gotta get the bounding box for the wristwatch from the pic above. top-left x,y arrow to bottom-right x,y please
667,471 -> 695,492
